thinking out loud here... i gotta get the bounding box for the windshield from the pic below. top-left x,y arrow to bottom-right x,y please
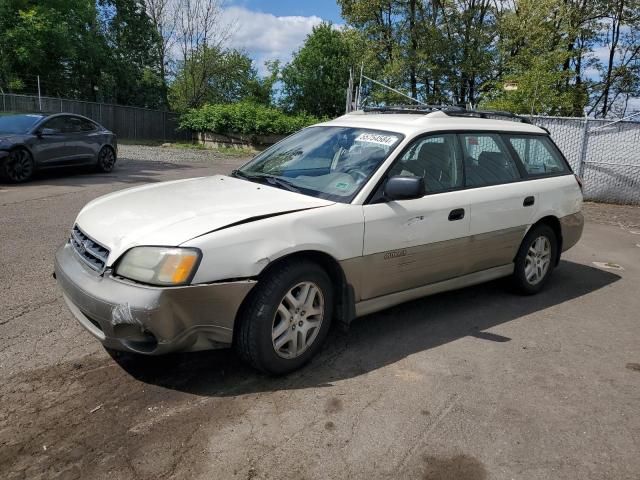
237,126 -> 403,202
0,114 -> 44,134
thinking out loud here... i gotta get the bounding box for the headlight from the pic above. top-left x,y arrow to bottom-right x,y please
115,247 -> 201,286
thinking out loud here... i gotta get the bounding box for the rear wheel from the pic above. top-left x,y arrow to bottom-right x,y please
96,146 -> 116,173
2,148 -> 35,183
512,224 -> 558,295
235,260 -> 333,375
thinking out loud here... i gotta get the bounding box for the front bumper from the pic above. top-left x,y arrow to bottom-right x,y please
54,242 -> 256,354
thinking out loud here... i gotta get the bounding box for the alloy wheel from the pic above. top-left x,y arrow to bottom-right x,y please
6,150 -> 33,182
524,236 -> 552,285
99,148 -> 116,171
272,281 -> 324,359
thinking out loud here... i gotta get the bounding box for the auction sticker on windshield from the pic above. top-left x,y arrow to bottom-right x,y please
355,133 -> 399,146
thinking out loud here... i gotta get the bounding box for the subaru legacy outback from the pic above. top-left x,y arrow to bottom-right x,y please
54,107 -> 584,374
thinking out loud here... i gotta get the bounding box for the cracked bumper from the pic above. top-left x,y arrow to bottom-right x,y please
54,242 -> 256,354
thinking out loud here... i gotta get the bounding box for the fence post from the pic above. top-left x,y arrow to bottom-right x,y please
578,116 -> 589,178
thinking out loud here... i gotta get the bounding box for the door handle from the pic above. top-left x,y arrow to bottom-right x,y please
523,196 -> 535,207
448,208 -> 465,221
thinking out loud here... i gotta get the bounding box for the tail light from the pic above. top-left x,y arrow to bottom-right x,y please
574,174 -> 583,192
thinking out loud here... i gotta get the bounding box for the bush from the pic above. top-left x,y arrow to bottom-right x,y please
179,102 -> 322,136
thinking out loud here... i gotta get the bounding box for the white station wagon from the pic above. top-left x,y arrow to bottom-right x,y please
55,107 -> 584,374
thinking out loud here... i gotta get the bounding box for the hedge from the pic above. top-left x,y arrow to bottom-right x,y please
179,102 -> 322,136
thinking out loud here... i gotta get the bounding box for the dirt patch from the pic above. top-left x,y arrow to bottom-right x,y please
0,355 -> 246,480
324,397 -> 343,414
626,363 -> 640,372
422,454 -> 487,480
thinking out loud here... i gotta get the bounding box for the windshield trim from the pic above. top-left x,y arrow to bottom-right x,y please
237,126 -> 405,204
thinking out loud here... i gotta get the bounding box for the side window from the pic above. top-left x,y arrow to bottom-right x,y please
460,133 -> 520,187
80,118 -> 97,132
42,117 -> 66,133
63,117 -> 82,133
508,135 -> 568,176
389,134 -> 463,194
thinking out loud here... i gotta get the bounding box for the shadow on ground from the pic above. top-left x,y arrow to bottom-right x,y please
116,260 -> 620,396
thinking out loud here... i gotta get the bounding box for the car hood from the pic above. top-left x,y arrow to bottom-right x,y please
75,175 -> 335,265
0,133 -> 27,145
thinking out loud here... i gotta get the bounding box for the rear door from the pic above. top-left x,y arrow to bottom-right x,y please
459,132 -> 536,273
73,117 -> 102,160
360,133 -> 471,300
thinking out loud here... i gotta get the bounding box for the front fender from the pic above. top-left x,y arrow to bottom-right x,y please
183,203 -> 365,284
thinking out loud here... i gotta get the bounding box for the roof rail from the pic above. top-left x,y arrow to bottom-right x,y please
444,109 -> 531,124
361,105 -> 531,124
362,104 -> 465,114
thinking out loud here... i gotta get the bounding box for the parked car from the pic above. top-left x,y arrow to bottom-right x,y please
0,113 -> 117,182
54,107 -> 584,374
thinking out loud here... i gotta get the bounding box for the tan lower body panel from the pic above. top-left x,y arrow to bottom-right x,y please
342,225 -> 526,301
560,212 -> 584,252
354,264 -> 514,317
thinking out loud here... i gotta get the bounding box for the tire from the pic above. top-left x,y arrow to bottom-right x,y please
96,146 -> 116,173
235,260 -> 333,375
512,223 -> 558,295
1,148 -> 35,183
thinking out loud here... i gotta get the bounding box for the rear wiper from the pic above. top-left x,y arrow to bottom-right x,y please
232,170 -> 300,193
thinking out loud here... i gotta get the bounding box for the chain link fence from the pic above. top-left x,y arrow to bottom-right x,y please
0,93 -> 190,142
528,115 -> 640,205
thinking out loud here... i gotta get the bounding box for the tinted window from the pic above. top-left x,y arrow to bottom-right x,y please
42,117 -> 67,133
508,135 -> 568,176
80,118 -> 97,131
460,133 -> 520,187
64,117 -> 83,133
389,134 -> 463,194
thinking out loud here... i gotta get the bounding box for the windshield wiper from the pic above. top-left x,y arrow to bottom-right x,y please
232,170 -> 300,193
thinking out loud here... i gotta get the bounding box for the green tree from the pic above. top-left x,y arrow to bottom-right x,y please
99,0 -> 164,108
483,0 -> 587,115
280,22 -> 357,117
169,47 -> 267,111
0,0 -> 106,99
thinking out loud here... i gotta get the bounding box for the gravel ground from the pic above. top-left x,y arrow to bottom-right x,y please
1,147 -> 640,480
117,144 -> 255,164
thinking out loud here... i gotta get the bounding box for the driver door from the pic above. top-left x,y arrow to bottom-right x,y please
33,116 -> 71,165
360,133 -> 472,300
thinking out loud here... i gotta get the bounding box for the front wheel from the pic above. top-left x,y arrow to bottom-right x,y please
96,146 -> 116,173
235,260 -> 333,375
2,148 -> 35,183
512,224 -> 558,295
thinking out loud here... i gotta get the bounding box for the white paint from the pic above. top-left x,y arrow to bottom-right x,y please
71,112 -> 583,288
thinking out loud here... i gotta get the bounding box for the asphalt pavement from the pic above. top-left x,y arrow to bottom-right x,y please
1,145 -> 639,480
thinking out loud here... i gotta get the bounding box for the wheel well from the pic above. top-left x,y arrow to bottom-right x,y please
532,216 -> 563,264
101,144 -> 116,157
235,250 -> 355,337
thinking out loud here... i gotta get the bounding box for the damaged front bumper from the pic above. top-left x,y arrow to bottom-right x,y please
54,242 -> 256,354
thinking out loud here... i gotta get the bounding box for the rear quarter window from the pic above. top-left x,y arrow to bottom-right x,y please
506,135 -> 569,176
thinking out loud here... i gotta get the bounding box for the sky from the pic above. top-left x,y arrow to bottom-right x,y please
222,1 -> 342,74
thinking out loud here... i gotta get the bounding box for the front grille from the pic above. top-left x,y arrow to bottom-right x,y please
70,225 -> 110,273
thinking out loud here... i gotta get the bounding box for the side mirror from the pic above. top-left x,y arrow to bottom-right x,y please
37,128 -> 57,137
384,175 -> 425,201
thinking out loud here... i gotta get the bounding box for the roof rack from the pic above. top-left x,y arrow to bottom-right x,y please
362,104 -> 465,114
361,105 -> 531,124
